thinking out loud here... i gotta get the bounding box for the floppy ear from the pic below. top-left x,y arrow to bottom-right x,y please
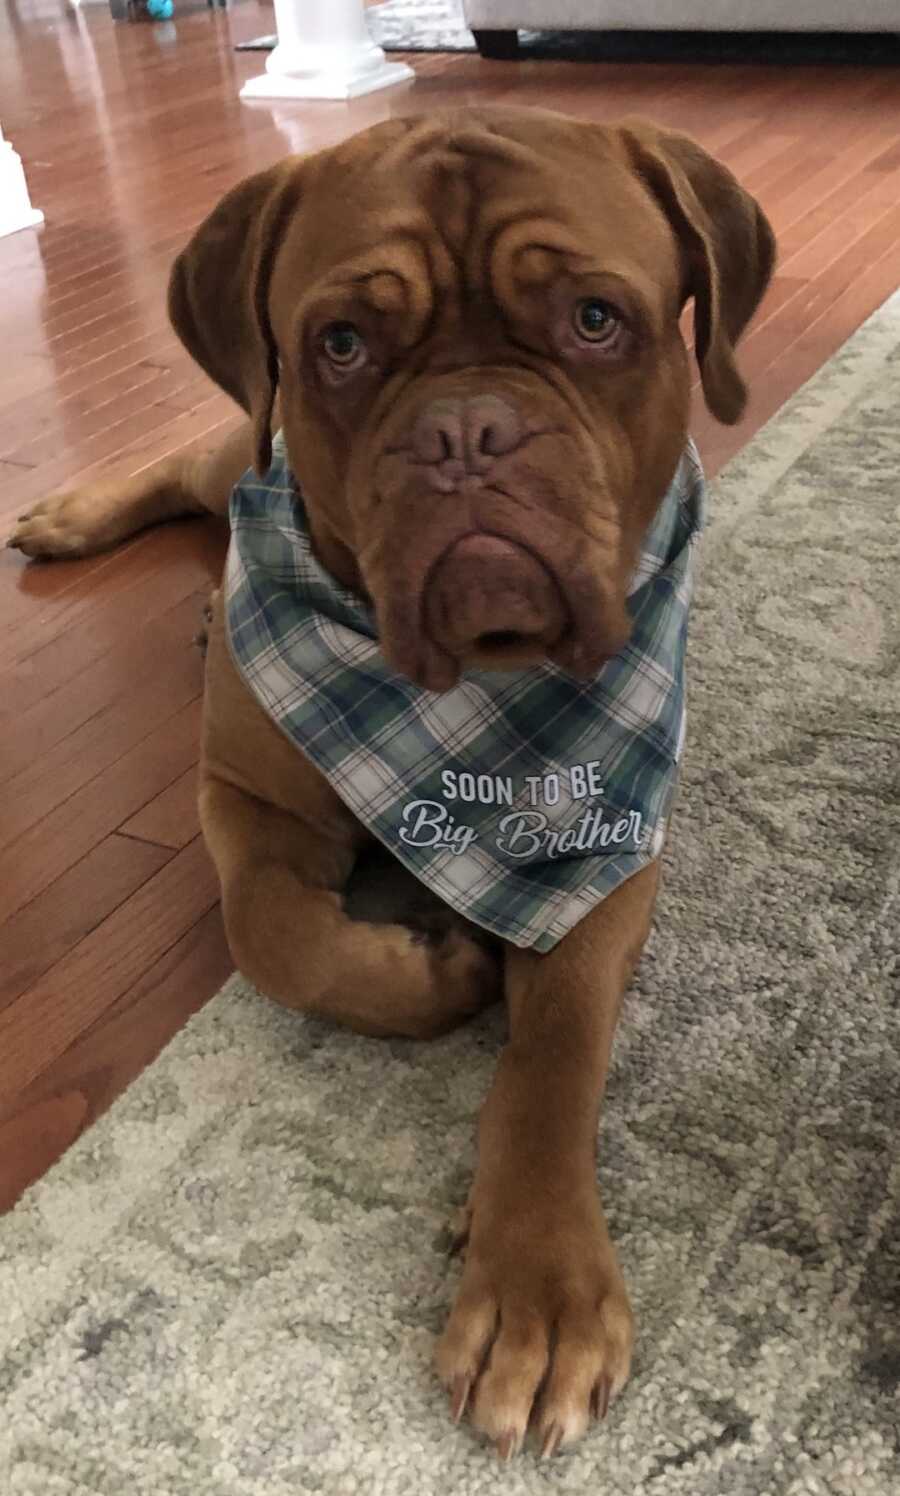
621,122 -> 776,424
168,160 -> 304,474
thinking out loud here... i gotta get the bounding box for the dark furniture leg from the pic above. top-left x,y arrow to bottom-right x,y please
472,29 -> 521,59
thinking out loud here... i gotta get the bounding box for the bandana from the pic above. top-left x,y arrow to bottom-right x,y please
225,434 -> 705,952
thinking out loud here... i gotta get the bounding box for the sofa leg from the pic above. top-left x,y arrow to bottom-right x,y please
472,29 -> 520,60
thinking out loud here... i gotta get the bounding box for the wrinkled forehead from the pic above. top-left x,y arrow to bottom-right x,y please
275,122 -> 681,316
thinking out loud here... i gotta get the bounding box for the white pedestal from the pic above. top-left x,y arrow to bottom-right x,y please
0,129 -> 44,240
240,0 -> 415,102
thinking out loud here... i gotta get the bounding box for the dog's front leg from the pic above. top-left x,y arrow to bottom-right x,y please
435,860 -> 659,1459
200,596 -> 500,1040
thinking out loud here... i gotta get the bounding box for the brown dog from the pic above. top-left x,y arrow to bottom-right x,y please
8,109 -> 774,1459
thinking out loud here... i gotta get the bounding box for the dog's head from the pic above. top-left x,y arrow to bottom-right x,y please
170,109 -> 774,691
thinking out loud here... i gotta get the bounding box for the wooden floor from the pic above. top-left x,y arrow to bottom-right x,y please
2,1 -> 899,1212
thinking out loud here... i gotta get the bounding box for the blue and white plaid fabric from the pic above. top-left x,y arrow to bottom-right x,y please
225,434 -> 706,951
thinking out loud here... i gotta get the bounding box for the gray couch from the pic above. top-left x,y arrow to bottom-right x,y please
462,1 -> 900,58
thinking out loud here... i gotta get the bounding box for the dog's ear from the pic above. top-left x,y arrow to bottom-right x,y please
621,122 -> 776,424
168,161 -> 304,474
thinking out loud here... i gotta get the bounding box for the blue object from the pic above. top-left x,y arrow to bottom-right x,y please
146,0 -> 173,17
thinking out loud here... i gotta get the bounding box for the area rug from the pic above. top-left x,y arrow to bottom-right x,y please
235,0 -> 900,61
2,290 -> 899,1494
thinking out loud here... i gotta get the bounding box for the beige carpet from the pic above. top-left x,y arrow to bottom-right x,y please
2,293 -> 899,1496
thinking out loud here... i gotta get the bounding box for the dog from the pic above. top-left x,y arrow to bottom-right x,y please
7,108 -> 775,1459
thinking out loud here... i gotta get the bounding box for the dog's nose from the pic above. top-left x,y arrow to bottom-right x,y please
412,396 -> 523,481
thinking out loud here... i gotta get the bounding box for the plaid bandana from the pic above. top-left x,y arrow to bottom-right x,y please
225,434 -> 705,952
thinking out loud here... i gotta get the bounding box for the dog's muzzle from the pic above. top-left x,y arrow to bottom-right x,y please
423,533 -> 568,660
370,389 -> 633,689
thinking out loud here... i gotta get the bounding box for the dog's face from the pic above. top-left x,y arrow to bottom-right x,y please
170,110 -> 774,691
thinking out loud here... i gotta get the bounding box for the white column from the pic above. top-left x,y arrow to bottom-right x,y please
0,125 -> 44,240
240,0 -> 414,102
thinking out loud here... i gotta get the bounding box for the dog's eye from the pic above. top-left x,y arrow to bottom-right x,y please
322,322 -> 367,368
573,299 -> 622,346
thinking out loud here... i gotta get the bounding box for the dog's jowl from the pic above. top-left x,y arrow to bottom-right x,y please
8,108 -> 775,1461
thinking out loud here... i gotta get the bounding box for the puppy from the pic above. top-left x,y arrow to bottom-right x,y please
8,108 -> 774,1459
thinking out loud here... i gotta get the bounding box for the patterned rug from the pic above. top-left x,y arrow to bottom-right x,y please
235,0 -> 900,61
2,294 -> 899,1494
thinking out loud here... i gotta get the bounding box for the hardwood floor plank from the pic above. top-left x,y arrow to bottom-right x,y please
120,767 -> 201,852
0,566 -> 218,715
0,1094 -> 90,1216
0,329 -> 185,430
740,200 -> 900,383
0,538 -> 158,645
769,126 -> 900,240
0,835 -> 220,1104
0,361 -> 188,464
0,697 -> 202,925
0,366 -> 216,470
0,458 -> 33,478
0,832 -> 173,1016
0,592 -> 206,784
743,242 -> 900,423
1,378 -> 215,480
2,641 -> 203,858
0,907 -> 232,1213
0,399 -> 240,524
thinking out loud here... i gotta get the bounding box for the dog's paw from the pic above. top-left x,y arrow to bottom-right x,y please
425,927 -> 502,1034
7,491 -> 102,559
435,1203 -> 633,1459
